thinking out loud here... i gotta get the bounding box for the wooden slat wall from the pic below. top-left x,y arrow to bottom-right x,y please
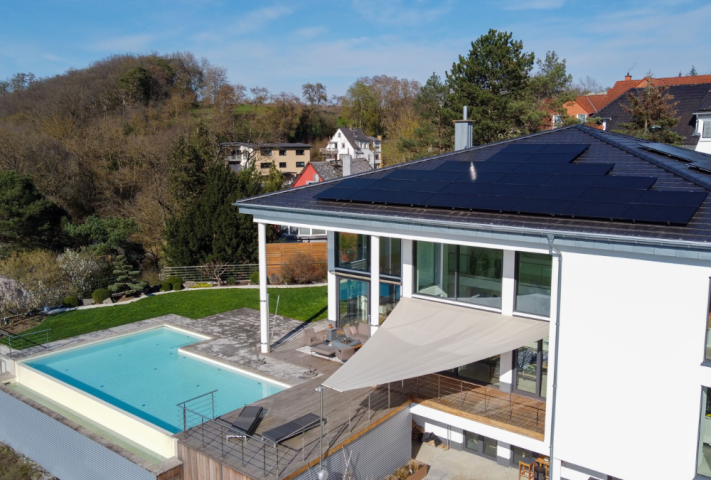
265,242 -> 327,276
178,443 -> 253,480
156,465 -> 183,480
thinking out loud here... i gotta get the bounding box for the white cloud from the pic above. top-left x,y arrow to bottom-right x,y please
350,0 -> 453,26
233,6 -> 292,33
502,0 -> 565,10
90,34 -> 155,52
296,26 -> 328,39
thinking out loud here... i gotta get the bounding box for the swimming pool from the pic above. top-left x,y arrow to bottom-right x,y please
23,327 -> 285,433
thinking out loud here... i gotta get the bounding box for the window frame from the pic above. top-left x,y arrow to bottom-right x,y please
514,251 -> 553,319
577,114 -> 586,123
704,280 -> 711,363
260,162 -> 272,169
335,232 -> 371,273
296,149 -> 305,156
278,162 -> 287,168
336,274 -> 370,329
278,149 -> 287,156
296,161 -> 305,168
704,121 -> 711,139
260,148 -> 272,156
513,339 -> 547,399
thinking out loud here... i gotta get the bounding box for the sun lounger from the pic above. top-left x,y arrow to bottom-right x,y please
222,406 -> 264,440
261,413 -> 323,444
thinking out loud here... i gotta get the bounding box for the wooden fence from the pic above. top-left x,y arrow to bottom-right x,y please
266,242 -> 327,276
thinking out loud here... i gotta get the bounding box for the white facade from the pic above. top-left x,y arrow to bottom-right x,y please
322,127 -> 381,168
696,113 -> 711,154
243,205 -> 711,480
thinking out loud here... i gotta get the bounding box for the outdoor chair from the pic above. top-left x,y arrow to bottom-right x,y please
345,322 -> 370,344
221,406 -> 264,442
336,346 -> 355,362
302,328 -> 326,347
261,413 -> 323,444
518,458 -> 535,480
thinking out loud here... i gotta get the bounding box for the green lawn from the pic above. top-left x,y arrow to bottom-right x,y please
27,287 -> 327,343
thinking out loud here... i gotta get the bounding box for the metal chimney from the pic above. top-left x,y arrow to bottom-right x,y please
454,106 -> 473,151
342,154 -> 352,177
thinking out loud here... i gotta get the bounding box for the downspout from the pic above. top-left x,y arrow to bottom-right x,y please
547,233 -> 563,479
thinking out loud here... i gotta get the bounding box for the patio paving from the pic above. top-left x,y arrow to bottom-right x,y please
415,442 -> 519,480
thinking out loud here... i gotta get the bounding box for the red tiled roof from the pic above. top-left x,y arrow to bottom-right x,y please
576,95 -> 608,114
605,80 -> 644,104
651,75 -> 711,86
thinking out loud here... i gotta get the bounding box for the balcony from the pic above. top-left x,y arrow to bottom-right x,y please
319,147 -> 337,154
396,374 -> 546,440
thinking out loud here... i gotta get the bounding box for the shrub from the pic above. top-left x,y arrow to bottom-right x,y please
92,288 -> 110,304
190,282 -> 213,289
250,270 -> 259,285
226,276 -> 236,285
161,280 -> 173,292
281,254 -> 327,284
0,250 -> 68,316
63,295 -> 80,308
166,275 -> 183,290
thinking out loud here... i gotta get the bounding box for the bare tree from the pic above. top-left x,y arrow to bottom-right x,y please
199,261 -> 230,285
250,86 -> 271,106
302,82 -> 327,105
201,65 -> 228,105
575,76 -> 608,95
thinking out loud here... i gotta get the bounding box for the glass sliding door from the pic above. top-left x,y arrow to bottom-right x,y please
706,282 -> 711,361
456,355 -> 501,386
515,339 -> 549,398
380,237 -> 402,277
457,246 -> 503,308
336,233 -> 370,272
415,241 -> 455,299
338,277 -> 369,328
378,283 -> 401,324
698,387 -> 711,477
515,252 -> 553,317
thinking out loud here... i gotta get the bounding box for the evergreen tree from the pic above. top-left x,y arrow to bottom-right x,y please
164,163 -> 282,266
614,81 -> 684,145
406,73 -> 457,155
446,29 -> 536,145
0,170 -> 68,252
168,124 -> 216,214
63,215 -> 140,255
688,65 -> 698,76
108,255 -> 146,295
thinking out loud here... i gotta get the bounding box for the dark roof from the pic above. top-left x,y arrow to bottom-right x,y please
309,159 -> 373,181
698,90 -> 711,112
220,142 -> 312,149
238,125 -> 711,244
596,83 -> 711,146
338,127 -> 377,149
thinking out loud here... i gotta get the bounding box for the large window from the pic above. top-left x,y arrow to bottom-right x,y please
704,121 -> 711,139
336,233 -> 369,272
415,242 -> 502,309
699,387 -> 711,477
380,237 -> 401,277
515,252 -> 553,317
454,355 -> 501,386
514,339 -> 549,398
338,277 -> 369,327
378,283 -> 400,324
705,283 -> 711,362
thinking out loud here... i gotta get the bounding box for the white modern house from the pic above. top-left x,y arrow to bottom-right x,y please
321,127 -> 382,168
238,118 -> 711,480
696,109 -> 711,154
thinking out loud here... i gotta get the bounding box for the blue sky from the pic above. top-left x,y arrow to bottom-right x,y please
1,0 -> 709,96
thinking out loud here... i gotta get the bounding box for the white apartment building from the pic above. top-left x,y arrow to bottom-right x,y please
238,123 -> 711,480
321,127 -> 382,168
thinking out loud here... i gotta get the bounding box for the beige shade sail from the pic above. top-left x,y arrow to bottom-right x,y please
323,297 -> 550,392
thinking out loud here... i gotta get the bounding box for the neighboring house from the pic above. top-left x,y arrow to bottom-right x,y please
220,142 -> 312,184
291,155 -> 373,188
695,93 -> 711,154
239,122 -> 711,480
594,82 -> 711,149
321,127 -> 382,168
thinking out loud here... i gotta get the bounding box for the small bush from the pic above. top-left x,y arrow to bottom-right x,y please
226,276 -> 236,285
166,275 -> 183,290
161,280 -> 173,292
190,282 -> 213,289
281,254 -> 327,284
250,270 -> 259,285
63,295 -> 80,308
92,288 -> 110,304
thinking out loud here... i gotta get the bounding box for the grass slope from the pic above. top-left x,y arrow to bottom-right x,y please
29,287 -> 327,343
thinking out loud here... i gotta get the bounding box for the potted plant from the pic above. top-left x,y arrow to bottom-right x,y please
385,460 -> 428,480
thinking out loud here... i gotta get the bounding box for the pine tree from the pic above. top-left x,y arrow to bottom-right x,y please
614,81 -> 684,145
108,255 -> 146,295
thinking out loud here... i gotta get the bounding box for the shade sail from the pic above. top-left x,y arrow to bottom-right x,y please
323,297 -> 550,392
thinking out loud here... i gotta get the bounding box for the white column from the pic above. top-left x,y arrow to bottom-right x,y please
370,235 -> 380,333
401,239 -> 414,297
499,351 -> 514,393
327,231 -> 337,321
258,223 -> 270,354
502,249 -> 516,315
550,458 -> 563,480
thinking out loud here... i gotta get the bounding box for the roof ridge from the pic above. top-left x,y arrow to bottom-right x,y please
235,127 -> 578,204
574,125 -> 711,191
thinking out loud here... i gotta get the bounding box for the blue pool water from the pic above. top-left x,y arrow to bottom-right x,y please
24,327 -> 285,433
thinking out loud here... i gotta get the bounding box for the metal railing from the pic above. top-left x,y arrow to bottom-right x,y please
0,328 -> 51,353
178,384 -> 407,479
160,265 -> 258,283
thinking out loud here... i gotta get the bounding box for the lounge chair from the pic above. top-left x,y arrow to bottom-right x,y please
344,322 -> 370,344
261,413 -> 323,444
221,406 -> 264,441
302,328 -> 326,347
337,346 -> 355,362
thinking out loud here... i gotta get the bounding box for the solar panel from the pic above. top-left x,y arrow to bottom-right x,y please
349,189 -> 394,203
540,144 -> 590,155
635,190 -> 708,207
578,188 -> 645,203
485,184 -> 538,197
499,173 -> 553,186
424,193 -> 475,209
366,179 -> 413,191
485,152 -> 535,163
640,142 -> 711,164
527,153 -> 581,164
473,162 -> 522,173
384,170 -> 427,180
625,204 -> 699,225
467,196 -> 522,211
455,171 -> 508,183
531,186 -> 586,200
405,181 -> 452,193
565,202 -> 632,220
434,161 -> 476,171
387,191 -> 433,206
445,182 -> 494,195
336,177 -> 379,189
314,187 -> 360,200
427,170 -> 470,182
556,164 -> 614,175
593,176 -> 657,190
515,198 -> 573,215
512,163 -> 563,174
499,144 -> 545,153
